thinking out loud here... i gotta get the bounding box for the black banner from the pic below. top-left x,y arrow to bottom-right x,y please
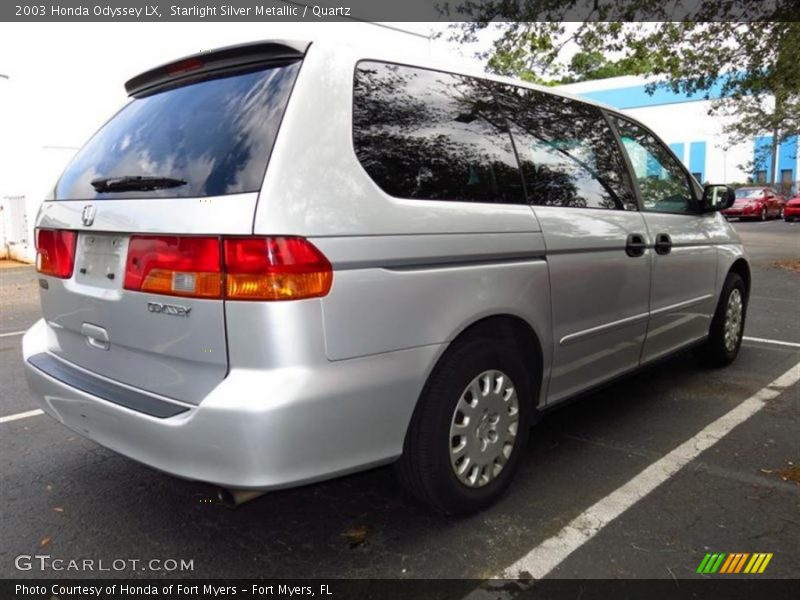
2,0 -> 799,22
4,579 -> 800,600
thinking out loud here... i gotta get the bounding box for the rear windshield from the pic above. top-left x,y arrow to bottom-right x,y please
55,61 -> 301,200
735,188 -> 765,199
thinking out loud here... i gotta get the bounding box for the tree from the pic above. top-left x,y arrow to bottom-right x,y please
486,46 -> 650,86
449,2 -> 800,185
559,50 -> 653,84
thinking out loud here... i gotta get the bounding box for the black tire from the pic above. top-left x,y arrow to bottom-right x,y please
395,334 -> 532,514
760,206 -> 767,221
695,272 -> 747,367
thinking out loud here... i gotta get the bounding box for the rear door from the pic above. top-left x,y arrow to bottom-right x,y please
496,87 -> 651,403
610,115 -> 718,363
34,43 -> 305,404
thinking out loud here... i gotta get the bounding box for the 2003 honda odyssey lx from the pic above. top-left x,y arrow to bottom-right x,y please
23,40 -> 749,514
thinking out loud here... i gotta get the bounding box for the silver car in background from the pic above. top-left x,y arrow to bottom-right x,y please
23,40 -> 748,514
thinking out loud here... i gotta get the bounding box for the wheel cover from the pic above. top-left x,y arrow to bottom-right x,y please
724,288 -> 744,352
449,370 -> 520,488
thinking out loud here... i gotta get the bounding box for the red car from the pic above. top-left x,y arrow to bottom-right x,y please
723,186 -> 785,220
785,195 -> 800,222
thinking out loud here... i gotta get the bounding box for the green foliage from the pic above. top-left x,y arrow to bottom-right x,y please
560,51 -> 653,84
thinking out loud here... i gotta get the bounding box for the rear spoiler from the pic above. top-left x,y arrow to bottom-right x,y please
125,40 -> 310,97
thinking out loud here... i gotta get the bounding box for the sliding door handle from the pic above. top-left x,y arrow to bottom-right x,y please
655,233 -> 673,255
625,233 -> 646,258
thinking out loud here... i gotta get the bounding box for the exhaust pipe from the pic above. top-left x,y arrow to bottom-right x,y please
217,488 -> 266,508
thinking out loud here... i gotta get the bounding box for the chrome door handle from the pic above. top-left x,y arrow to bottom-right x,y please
81,322 -> 110,351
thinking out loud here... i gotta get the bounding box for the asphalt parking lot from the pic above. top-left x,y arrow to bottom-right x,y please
1,219 -> 798,580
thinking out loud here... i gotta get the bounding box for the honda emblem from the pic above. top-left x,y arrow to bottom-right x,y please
81,205 -> 96,227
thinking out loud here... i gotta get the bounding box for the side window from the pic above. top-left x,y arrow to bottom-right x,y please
612,117 -> 696,214
352,62 -> 524,204
495,86 -> 637,211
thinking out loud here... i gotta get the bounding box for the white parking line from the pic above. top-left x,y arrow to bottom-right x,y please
743,336 -> 800,349
0,409 -> 44,424
499,360 -> 800,580
0,330 -> 26,338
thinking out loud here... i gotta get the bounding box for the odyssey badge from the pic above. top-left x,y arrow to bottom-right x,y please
147,302 -> 191,317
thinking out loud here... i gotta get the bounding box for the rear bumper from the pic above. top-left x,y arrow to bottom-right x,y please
23,319 -> 440,489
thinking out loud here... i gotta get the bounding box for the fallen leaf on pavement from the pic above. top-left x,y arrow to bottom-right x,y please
341,525 -> 369,548
761,466 -> 800,485
770,259 -> 800,274
775,466 -> 800,484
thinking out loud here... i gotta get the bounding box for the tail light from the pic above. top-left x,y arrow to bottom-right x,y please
123,236 -> 332,301
224,237 -> 333,301
124,236 -> 222,298
35,229 -> 77,278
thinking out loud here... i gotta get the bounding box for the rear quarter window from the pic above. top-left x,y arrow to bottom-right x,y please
55,61 -> 301,200
352,61 -> 524,204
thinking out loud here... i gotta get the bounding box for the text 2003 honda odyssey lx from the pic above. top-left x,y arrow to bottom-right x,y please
23,40 -> 749,514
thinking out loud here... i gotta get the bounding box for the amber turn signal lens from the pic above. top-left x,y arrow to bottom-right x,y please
140,269 -> 223,299
226,271 -> 333,301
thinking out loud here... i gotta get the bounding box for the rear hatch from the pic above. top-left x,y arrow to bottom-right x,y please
34,41 -> 307,404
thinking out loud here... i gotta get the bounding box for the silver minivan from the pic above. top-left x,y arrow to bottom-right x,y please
23,40 -> 749,514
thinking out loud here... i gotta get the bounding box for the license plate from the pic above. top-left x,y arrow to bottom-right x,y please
74,233 -> 129,289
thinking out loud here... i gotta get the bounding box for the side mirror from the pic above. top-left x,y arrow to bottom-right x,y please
702,184 -> 736,211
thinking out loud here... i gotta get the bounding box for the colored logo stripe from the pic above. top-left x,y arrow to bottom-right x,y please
724,553 -> 749,573
698,552 -> 773,574
746,553 -> 773,574
697,553 -> 726,574
719,553 -> 736,573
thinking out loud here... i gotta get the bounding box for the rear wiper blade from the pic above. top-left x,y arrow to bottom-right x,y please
91,175 -> 187,193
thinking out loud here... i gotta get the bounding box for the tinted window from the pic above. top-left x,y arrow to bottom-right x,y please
612,117 -> 696,214
495,86 -> 637,211
353,62 -> 524,204
736,188 -> 765,199
56,61 -> 301,200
